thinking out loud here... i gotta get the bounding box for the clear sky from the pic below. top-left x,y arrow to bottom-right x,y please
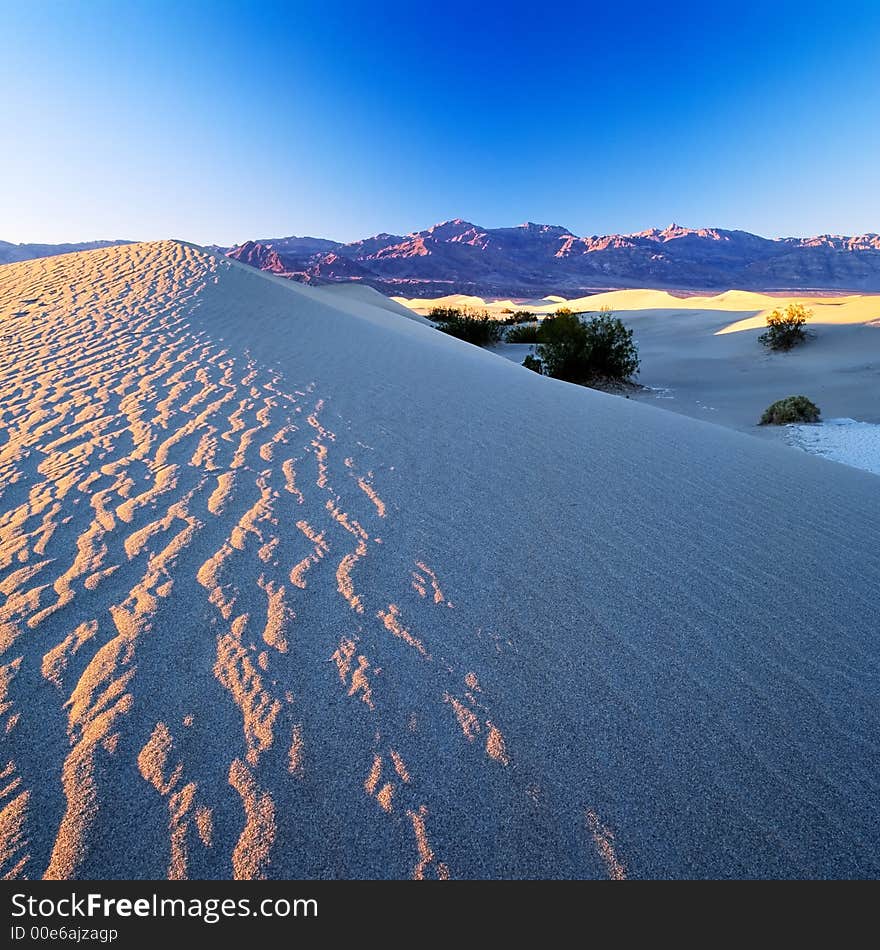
2,0 -> 879,244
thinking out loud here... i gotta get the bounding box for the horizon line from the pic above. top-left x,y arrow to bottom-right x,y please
5,218 -> 880,249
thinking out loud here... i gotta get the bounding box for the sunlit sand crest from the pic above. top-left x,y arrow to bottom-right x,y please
0,242 -> 515,880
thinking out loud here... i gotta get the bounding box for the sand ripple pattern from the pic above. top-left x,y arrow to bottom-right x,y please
0,242 -> 530,880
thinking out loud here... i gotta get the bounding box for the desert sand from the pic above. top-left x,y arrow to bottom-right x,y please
613,296 -> 880,434
1,243 -> 879,880
400,290 -> 880,439
395,287 -> 880,325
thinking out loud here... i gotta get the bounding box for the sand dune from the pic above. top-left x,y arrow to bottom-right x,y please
1,242 -> 878,879
317,282 -> 434,325
442,287 -> 880,433
395,288 -> 880,328
626,306 -> 880,434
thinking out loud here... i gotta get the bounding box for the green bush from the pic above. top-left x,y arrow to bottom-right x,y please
758,303 -> 811,351
522,354 -> 543,374
429,306 -> 456,321
496,309 -> 537,325
534,313 -> 591,381
429,305 -> 485,322
506,322 -> 540,343
535,311 -> 639,385
581,311 -> 640,380
759,395 -> 821,425
430,306 -> 503,346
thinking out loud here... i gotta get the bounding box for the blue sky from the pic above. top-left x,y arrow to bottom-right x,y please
1,0 -> 879,244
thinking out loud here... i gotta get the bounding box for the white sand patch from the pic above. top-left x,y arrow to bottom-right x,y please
643,385 -> 674,399
786,418 -> 880,476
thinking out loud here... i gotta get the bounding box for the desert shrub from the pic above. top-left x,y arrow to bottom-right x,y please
581,311 -> 640,380
506,322 -> 540,343
496,309 -> 537,325
429,305 -> 472,322
429,304 -> 492,320
759,395 -> 821,425
534,313 -> 591,381
522,354 -> 543,374
758,303 -> 811,351
536,311 -> 639,384
429,306 -> 459,322
431,307 -> 503,346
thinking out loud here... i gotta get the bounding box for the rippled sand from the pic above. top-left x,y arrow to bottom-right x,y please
0,243 -> 523,880
1,242 -> 878,879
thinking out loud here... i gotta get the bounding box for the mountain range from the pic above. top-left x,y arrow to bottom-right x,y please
6,221 -> 880,295
223,220 -> 880,296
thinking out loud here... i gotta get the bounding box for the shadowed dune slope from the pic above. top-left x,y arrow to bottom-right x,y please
315,281 -> 434,325
1,241 -> 878,880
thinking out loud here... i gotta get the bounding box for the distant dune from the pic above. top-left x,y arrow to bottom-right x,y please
1,242 -> 878,880
405,289 -> 880,436
395,287 -> 880,329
